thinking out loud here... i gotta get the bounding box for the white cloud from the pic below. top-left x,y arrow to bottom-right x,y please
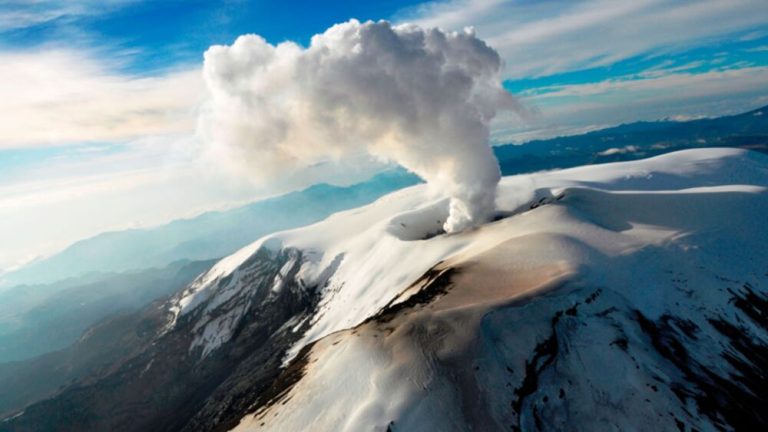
0,49 -> 204,148
740,30 -> 768,41
598,145 -> 641,156
528,66 -> 768,100
402,0 -> 768,78
638,60 -> 707,79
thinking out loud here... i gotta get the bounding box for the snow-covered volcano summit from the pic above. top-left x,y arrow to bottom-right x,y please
169,148 -> 768,431
5,148 -> 767,432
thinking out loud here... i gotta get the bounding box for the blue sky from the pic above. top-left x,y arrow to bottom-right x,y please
1,0 -> 768,271
1,0 -> 422,73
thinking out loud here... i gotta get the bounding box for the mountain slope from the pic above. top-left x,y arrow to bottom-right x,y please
0,292 -> 176,418
3,148 -> 767,431
0,260 -> 215,363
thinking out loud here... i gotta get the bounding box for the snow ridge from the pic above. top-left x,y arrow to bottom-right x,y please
170,148 -> 766,364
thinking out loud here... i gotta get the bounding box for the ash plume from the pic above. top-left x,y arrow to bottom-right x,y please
199,19 -> 519,232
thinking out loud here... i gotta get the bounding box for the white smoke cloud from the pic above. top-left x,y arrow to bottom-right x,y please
199,19 -> 519,232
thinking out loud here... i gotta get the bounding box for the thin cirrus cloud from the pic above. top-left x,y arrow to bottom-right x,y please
0,0 -> 139,32
403,0 -> 768,79
0,49 -> 204,149
491,65 -> 768,143
399,0 -> 768,142
527,66 -> 768,100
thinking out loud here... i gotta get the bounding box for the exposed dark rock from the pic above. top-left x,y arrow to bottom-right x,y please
634,283 -> 768,430
367,265 -> 455,325
0,248 -> 321,432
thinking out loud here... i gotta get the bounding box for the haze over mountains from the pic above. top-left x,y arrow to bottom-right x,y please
0,172 -> 419,288
0,260 -> 215,363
